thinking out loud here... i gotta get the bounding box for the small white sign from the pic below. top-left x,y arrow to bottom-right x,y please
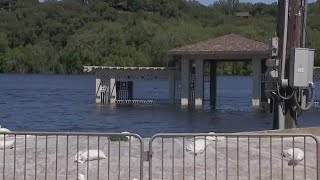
297,67 -> 304,73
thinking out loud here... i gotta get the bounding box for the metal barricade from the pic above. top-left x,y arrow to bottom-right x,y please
148,133 -> 320,180
0,132 -> 144,180
1,132 -> 319,179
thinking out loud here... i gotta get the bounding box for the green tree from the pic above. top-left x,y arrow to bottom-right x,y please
216,0 -> 239,15
0,0 -> 318,74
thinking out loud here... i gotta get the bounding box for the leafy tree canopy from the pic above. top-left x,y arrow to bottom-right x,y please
0,0 -> 319,75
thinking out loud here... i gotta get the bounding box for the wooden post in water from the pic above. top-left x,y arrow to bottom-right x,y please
276,0 -> 306,128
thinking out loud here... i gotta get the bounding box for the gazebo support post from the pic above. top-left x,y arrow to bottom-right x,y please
195,59 -> 204,107
168,70 -> 176,104
181,57 -> 190,106
210,62 -> 217,109
252,58 -> 262,108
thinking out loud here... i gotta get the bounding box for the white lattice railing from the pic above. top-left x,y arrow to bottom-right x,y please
96,68 -> 320,106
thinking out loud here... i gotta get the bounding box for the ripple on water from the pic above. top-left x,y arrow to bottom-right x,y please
0,74 -> 319,137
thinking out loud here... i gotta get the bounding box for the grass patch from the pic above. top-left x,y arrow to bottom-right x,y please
110,135 -> 129,142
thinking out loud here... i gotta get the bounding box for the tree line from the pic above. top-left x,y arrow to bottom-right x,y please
0,0 -> 319,75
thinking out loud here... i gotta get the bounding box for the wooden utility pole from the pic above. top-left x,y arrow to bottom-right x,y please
277,0 -> 307,128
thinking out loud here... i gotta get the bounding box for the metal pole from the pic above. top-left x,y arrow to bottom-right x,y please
302,0 -> 308,48
273,0 -> 287,130
280,0 -> 289,82
301,0 -> 309,109
272,94 -> 285,130
276,0 -> 306,128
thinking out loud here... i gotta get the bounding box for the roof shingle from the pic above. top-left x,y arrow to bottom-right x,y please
169,34 -> 269,56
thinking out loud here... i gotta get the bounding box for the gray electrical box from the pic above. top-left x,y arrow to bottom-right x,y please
289,48 -> 314,87
308,49 -> 315,83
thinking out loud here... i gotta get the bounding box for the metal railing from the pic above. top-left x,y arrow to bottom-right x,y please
149,133 -> 320,180
115,99 -> 171,104
260,74 -> 267,83
1,132 -> 319,179
0,132 -> 144,180
100,91 -> 108,104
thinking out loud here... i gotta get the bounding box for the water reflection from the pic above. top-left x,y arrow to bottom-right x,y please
0,74 -> 318,137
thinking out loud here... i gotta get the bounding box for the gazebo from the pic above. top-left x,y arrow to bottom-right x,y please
168,34 -> 269,108
85,34 -> 270,109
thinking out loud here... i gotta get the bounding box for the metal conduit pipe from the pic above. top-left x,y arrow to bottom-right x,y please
294,82 -> 316,111
281,0 -> 289,83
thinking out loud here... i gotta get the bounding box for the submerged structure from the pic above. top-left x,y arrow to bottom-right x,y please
84,34 -> 318,109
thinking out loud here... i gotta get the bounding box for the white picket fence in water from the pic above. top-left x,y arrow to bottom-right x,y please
113,70 -> 320,108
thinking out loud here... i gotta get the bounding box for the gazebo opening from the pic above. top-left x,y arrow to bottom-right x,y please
168,34 -> 269,109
